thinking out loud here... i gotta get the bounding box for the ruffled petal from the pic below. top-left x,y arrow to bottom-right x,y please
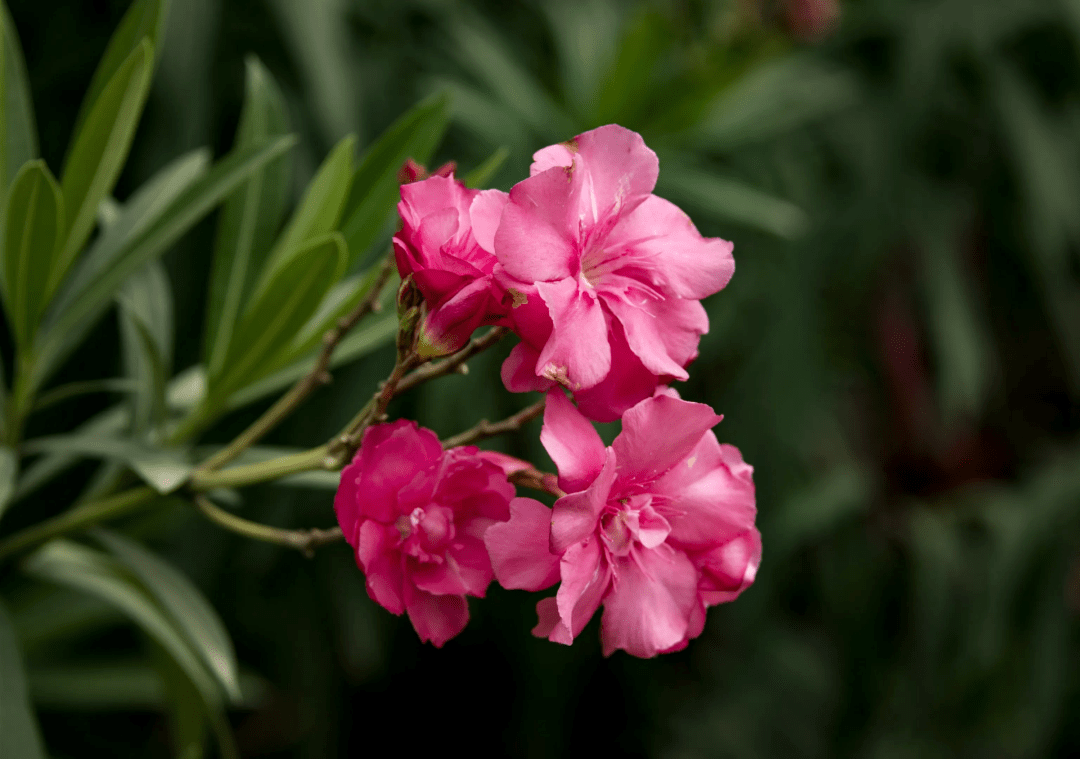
555,536 -> 610,641
573,323 -> 660,422
698,528 -> 761,605
551,449 -> 617,553
485,497 -> 561,591
604,293 -> 689,379
495,167 -> 577,282
535,278 -> 610,390
611,395 -> 721,486
355,421 -> 443,522
470,189 -> 509,254
403,586 -> 470,647
540,389 -> 606,492
501,342 -> 556,393
356,521 -> 405,615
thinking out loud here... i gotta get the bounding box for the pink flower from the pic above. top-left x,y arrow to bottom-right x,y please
485,390 -> 759,657
335,420 -> 517,647
493,125 -> 735,421
393,174 -> 510,356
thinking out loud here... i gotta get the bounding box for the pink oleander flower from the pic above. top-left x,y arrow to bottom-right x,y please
335,420 -> 518,647
393,174 -> 510,356
493,124 -> 735,421
485,390 -> 760,657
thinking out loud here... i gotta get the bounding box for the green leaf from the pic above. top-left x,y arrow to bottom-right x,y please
92,529 -> 241,703
204,56 -> 292,382
36,136 -> 296,392
32,378 -> 137,411
117,261 -> 173,433
212,232 -> 346,400
0,598 -> 45,759
657,165 -> 809,239
0,2 -> 38,192
1,160 -> 63,348
55,39 -> 155,298
69,0 -> 167,142
258,133 -> 355,282
21,435 -> 191,494
21,540 -> 230,743
28,661 -> 166,710
339,93 -> 450,267
0,446 -> 17,522
225,294 -> 397,411
463,146 -> 509,189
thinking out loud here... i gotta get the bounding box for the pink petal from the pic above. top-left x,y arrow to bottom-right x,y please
356,521 -> 406,615
495,167 -> 577,282
334,459 -> 364,544
612,395 -> 721,485
653,432 -> 757,550
403,586 -> 470,647
399,174 -> 475,228
473,450 -> 533,479
698,528 -> 761,605
419,276 -> 499,356
410,555 -> 469,597
604,294 -> 689,379
536,278 -> 610,390
532,596 -> 562,639
355,421 -> 443,522
551,449 -> 617,554
572,125 -> 659,222
501,342 -> 556,393
470,189 -> 509,254
540,389 -> 606,492
573,323 -> 661,422
555,536 -> 610,641
485,497 -> 561,591
607,194 -> 734,300
652,297 -> 708,369
599,544 -> 697,658
447,535 -> 495,596
531,142 -> 575,175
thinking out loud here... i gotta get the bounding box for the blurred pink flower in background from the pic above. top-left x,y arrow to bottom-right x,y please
486,390 -> 760,658
784,0 -> 840,40
335,420 -> 517,646
393,174 -> 509,356
493,124 -> 735,421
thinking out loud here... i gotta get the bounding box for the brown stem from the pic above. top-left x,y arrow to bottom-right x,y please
509,468 -> 565,498
395,327 -> 508,394
193,495 -> 343,558
441,397 -> 546,449
199,255 -> 396,473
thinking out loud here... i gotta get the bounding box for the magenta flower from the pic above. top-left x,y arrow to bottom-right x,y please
493,124 -> 735,421
393,174 -> 510,356
485,390 -> 760,657
335,420 -> 517,647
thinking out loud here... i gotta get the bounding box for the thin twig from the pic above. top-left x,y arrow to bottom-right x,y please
193,494 -> 343,558
199,255 -> 396,472
509,468 -> 566,498
395,327 -> 508,394
441,397 -> 546,449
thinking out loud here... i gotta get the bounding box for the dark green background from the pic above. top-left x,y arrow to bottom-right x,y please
4,0 -> 1080,756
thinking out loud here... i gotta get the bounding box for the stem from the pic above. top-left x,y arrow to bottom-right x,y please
199,255 -> 396,472
193,495 -> 343,557
509,467 -> 565,498
395,327 -> 508,394
441,397 -> 546,449
189,446 -> 330,491
0,487 -> 158,562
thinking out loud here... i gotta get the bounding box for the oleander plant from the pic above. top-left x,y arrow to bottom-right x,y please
2,0 -> 1080,757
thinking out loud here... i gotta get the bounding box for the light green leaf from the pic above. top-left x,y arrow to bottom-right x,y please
92,529 -> 241,704
21,435 -> 191,494
657,166 -> 809,239
36,136 -> 296,392
212,232 -> 346,400
69,0 -> 168,142
55,39 -> 155,297
257,133 -> 355,283
0,1 -> 38,192
226,304 -> 397,412
463,146 -> 509,189
204,56 -> 292,381
117,261 -> 173,433
339,93 -> 450,267
1,160 -> 63,348
21,541 -> 229,744
0,598 -> 45,759
31,378 -> 137,412
0,446 -> 17,522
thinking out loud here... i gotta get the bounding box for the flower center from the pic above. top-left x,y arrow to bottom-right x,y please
394,504 -> 455,563
600,495 -> 671,557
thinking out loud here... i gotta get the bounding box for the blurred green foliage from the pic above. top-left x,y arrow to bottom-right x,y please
0,0 -> 1078,757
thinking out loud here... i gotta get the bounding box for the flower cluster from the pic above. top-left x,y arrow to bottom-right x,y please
334,124 -> 760,657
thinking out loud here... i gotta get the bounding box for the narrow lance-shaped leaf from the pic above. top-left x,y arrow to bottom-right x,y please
257,132 -> 355,283
0,1 -> 38,192
463,146 -> 509,189
0,446 -> 18,522
339,93 -> 450,267
0,598 -> 46,759
69,0 -> 168,141
92,529 -> 242,704
54,39 -> 155,300
21,541 -> 232,750
1,161 -> 64,348
212,232 -> 346,401
34,136 -> 296,394
204,55 -> 292,381
21,434 -> 191,495
117,261 -> 173,433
